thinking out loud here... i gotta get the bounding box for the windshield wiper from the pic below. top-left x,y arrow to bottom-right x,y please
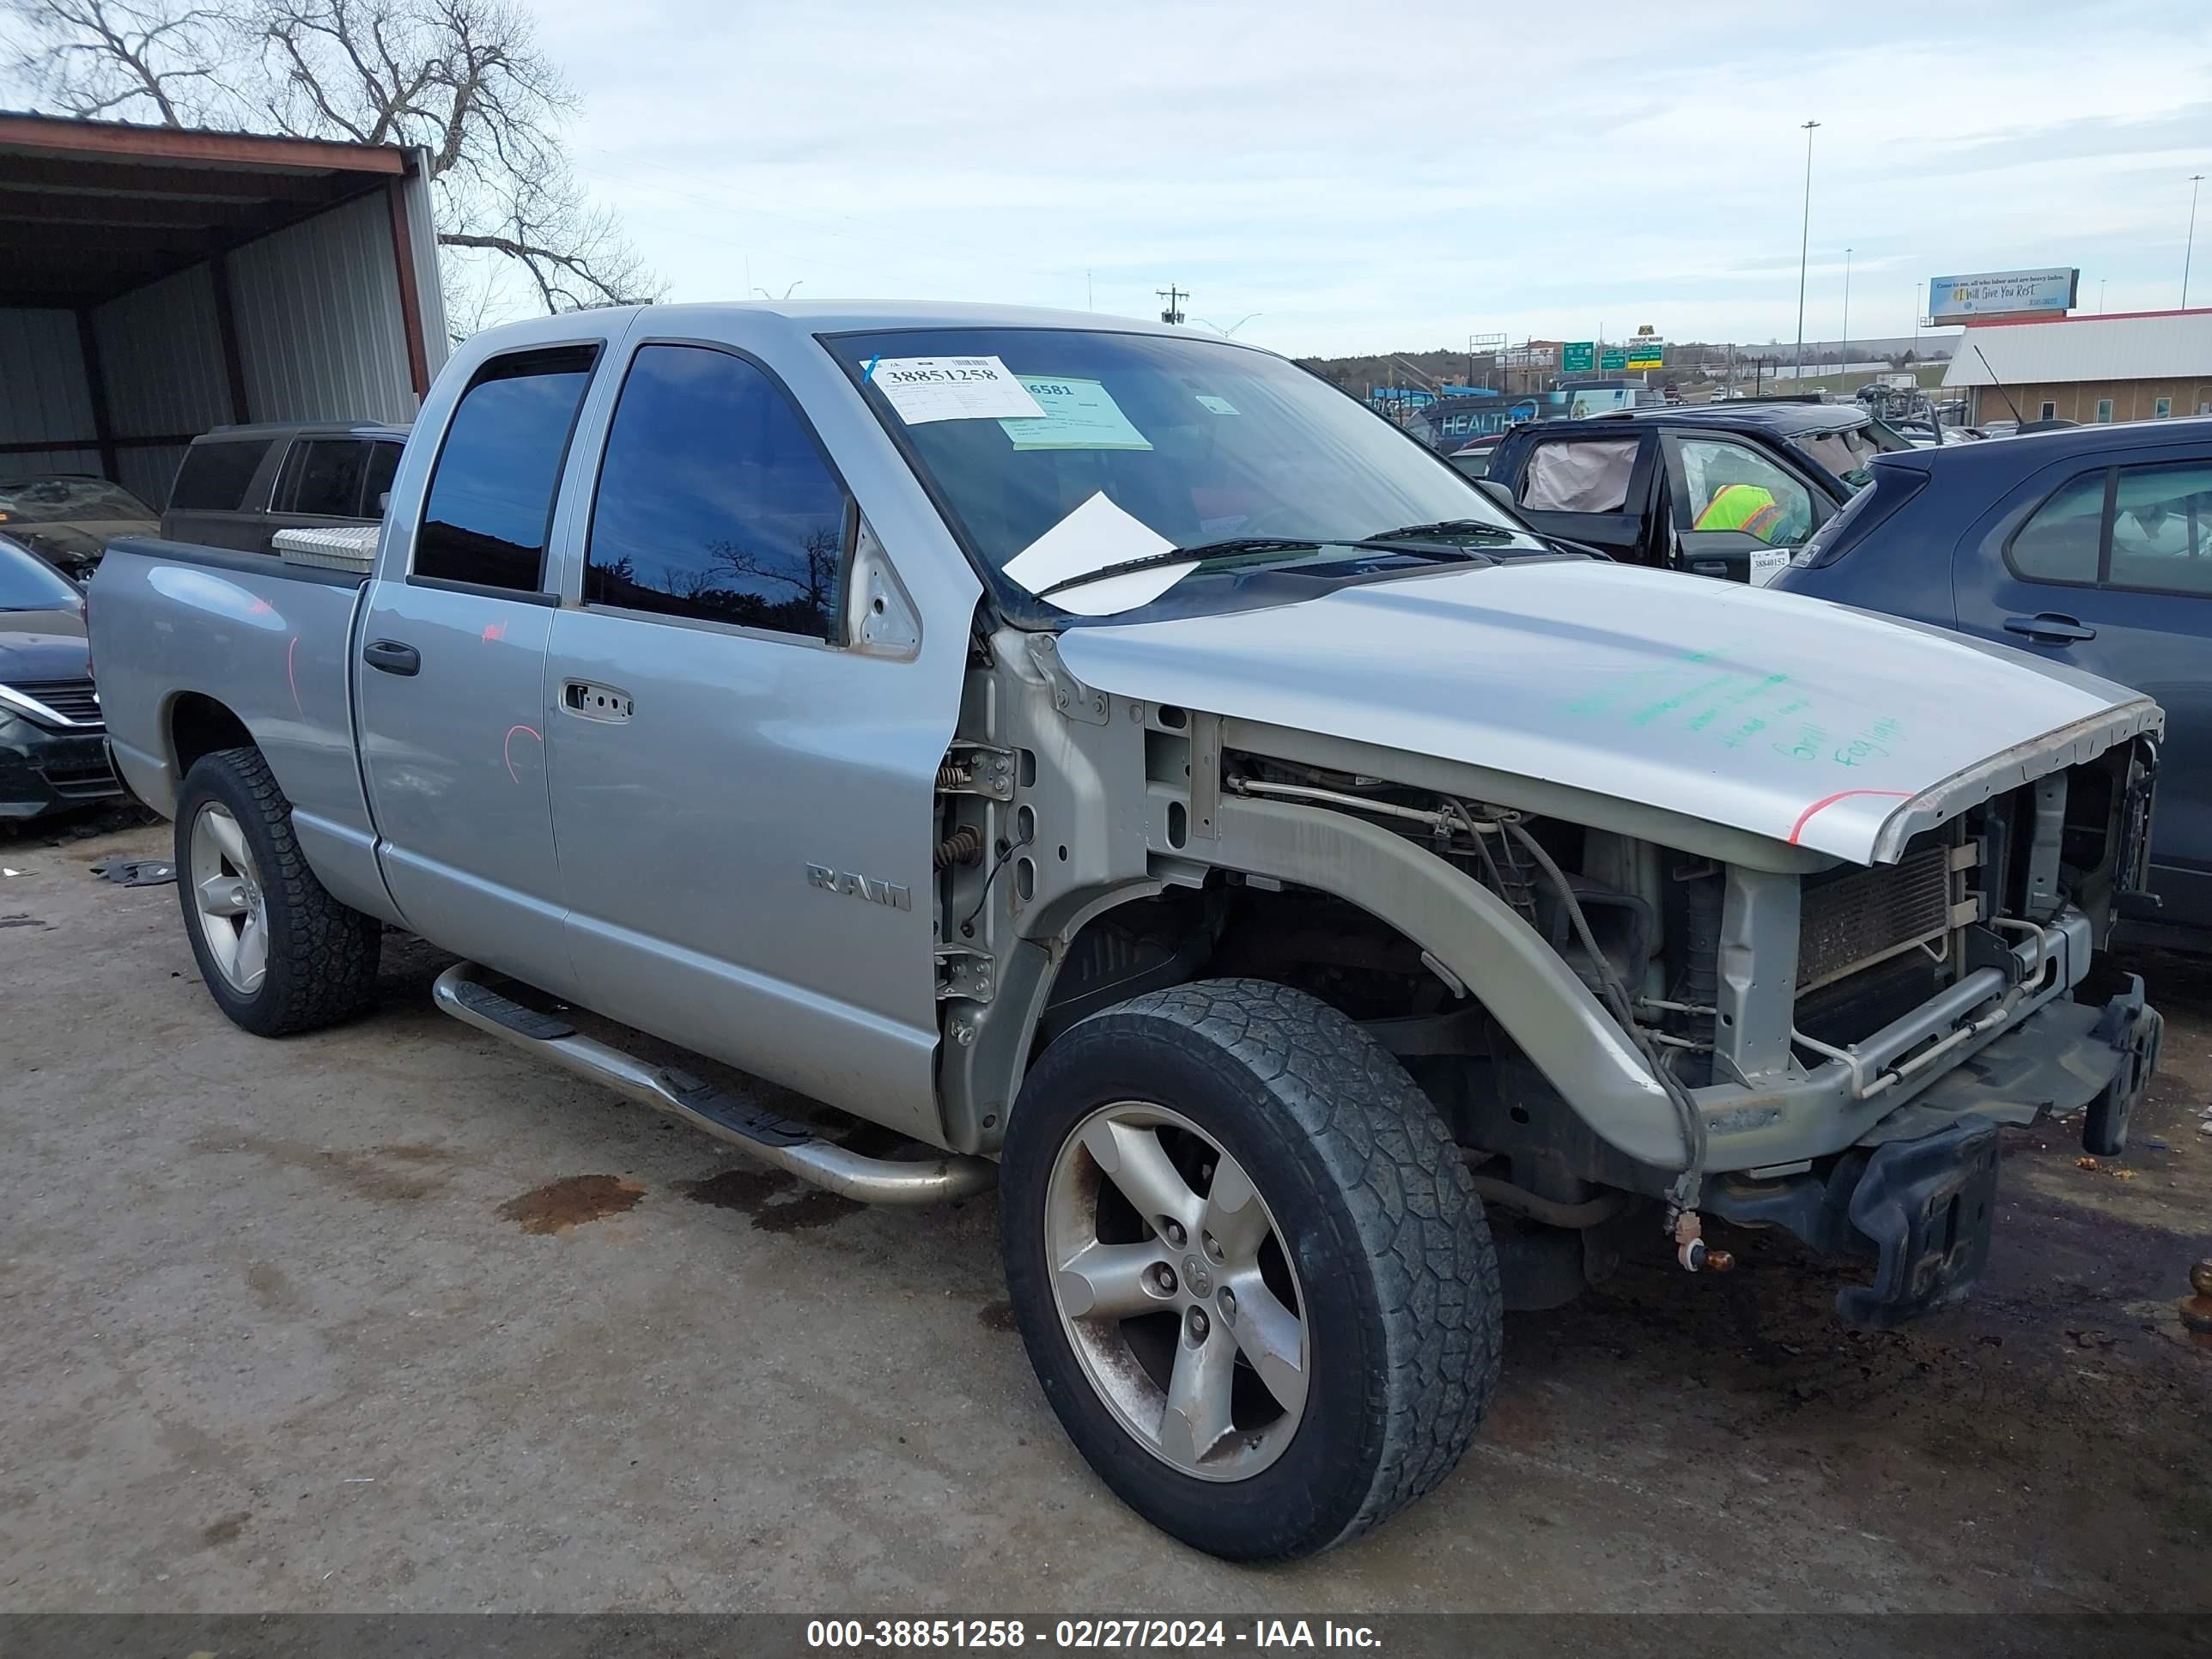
1034,538 -> 1323,600
1358,520 -> 1522,545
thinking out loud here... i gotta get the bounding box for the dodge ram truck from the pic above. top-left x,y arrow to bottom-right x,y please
91,301 -> 2166,1562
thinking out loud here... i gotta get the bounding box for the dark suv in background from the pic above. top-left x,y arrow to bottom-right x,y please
161,421 -> 408,554
1775,418 -> 2212,947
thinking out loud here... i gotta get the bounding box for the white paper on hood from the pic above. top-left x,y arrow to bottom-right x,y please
866,356 -> 1044,424
1002,491 -> 1196,616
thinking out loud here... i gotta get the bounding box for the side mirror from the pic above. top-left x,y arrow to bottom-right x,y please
1476,479 -> 1516,511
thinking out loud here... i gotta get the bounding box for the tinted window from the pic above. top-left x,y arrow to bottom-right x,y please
363,441 -> 401,520
416,346 -> 597,592
2009,472 -> 2106,584
168,440 -> 271,512
1679,438 -> 1820,544
2108,461 -> 2212,594
278,440 -> 371,517
586,344 -> 848,638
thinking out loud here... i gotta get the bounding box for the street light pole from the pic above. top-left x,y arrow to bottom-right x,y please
1794,120 -> 1820,376
2186,174 -> 2205,308
1840,246 -> 1852,390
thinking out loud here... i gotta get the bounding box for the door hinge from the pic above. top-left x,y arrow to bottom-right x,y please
935,946 -> 996,1004
938,741 -> 1015,800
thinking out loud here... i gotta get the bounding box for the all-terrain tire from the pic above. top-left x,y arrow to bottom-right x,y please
175,746 -> 380,1036
1000,977 -> 1502,1560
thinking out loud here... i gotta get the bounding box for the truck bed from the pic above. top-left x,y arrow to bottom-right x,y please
91,538 -> 398,925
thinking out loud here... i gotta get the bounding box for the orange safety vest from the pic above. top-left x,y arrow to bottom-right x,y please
1693,483 -> 1785,541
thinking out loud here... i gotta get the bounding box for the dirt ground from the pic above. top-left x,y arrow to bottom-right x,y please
2,812 -> 2204,1613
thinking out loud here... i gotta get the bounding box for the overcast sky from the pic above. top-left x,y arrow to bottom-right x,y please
532,0 -> 2211,358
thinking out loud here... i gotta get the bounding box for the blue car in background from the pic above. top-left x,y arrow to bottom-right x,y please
1775,419 -> 2212,946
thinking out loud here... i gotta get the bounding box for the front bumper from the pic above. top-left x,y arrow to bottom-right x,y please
0,719 -> 124,818
1708,975 -> 2163,1328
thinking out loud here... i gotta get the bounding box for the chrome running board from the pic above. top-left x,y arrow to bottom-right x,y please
431,961 -> 996,1205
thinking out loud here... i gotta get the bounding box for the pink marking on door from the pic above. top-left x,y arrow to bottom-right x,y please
286,635 -> 303,718
502,723 -> 543,785
482,621 -> 507,642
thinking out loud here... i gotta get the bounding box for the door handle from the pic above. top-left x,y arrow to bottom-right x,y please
2003,613 -> 2096,644
363,638 -> 422,676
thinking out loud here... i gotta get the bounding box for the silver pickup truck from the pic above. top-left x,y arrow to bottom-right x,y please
92,301 -> 2166,1562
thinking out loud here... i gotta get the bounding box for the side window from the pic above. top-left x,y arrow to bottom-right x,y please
586,343 -> 849,639
1678,439 -> 1819,544
167,439 -> 271,512
2107,461 -> 2212,594
1517,436 -> 1638,512
362,441 -> 401,519
2008,471 -> 2106,584
415,346 -> 598,592
277,441 -> 371,517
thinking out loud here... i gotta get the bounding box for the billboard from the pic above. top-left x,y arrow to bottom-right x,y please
1928,268 -> 2078,321
1498,343 -> 1557,368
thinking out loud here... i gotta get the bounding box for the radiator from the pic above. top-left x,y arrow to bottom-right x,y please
1797,841 -> 1962,994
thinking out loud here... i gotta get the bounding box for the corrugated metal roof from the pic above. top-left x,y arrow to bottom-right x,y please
1943,308 -> 2212,386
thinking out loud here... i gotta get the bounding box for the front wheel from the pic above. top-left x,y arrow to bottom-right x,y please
1000,979 -> 1501,1560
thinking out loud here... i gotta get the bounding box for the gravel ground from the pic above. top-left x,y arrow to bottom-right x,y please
1,812 -> 2204,1613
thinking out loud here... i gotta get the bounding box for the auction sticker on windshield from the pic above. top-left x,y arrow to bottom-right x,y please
867,356 -> 1045,424
1000,377 -> 1152,451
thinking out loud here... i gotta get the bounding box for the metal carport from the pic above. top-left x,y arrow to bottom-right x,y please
0,112 -> 447,507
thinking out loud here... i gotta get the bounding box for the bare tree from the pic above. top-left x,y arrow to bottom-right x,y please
3,0 -> 238,123
0,0 -> 659,323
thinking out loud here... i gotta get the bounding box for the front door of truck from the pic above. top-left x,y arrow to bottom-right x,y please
541,335 -> 952,1142
356,338 -> 610,995
1661,431 -> 1833,585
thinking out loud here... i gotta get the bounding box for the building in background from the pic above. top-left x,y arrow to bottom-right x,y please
1941,308 -> 2212,427
0,113 -> 446,507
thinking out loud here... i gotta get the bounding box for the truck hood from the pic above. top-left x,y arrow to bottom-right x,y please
1054,561 -> 2160,865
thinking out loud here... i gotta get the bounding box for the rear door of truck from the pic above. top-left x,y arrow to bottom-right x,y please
354,318 -> 632,997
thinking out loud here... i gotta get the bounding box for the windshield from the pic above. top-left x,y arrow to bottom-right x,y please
0,477 -> 155,525
0,540 -> 82,610
835,327 -> 1540,614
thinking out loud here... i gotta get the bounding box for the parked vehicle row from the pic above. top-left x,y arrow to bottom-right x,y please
88,300 -> 2165,1561
0,536 -> 122,819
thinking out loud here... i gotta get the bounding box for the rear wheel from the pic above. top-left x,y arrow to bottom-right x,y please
175,747 -> 380,1036
1001,978 -> 1501,1560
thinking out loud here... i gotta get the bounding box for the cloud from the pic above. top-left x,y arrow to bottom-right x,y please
535,0 -> 2212,353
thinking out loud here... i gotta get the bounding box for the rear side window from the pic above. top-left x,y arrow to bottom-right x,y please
1518,436 -> 1638,512
363,441 -> 401,520
168,440 -> 270,512
585,343 -> 849,639
2008,472 -> 2106,584
415,346 -> 598,592
1678,437 -> 1820,545
276,440 -> 371,517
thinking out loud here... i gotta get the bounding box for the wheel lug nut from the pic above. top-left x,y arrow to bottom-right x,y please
1162,1219 -> 1187,1247
1218,1287 -> 1236,1326
1204,1232 -> 1224,1263
1187,1308 -> 1208,1342
1152,1264 -> 1177,1294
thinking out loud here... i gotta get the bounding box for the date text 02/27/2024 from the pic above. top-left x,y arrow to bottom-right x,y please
805,1620 -> 1382,1650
